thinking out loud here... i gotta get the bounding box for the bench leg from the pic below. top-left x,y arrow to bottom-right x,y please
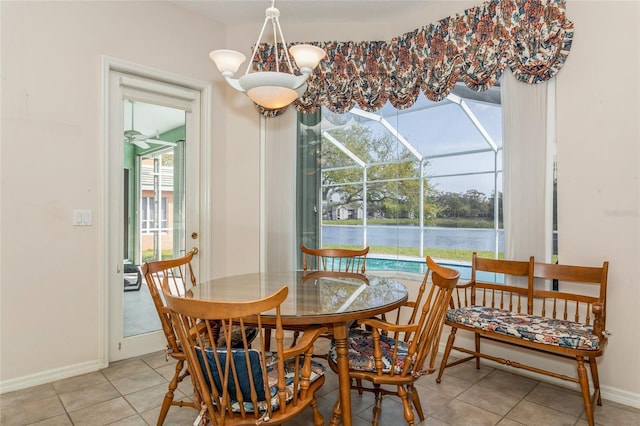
474,333 -> 481,369
436,327 -> 457,383
588,357 -> 602,406
577,356 -> 595,426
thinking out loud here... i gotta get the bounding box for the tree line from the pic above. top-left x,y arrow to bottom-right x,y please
320,116 -> 502,224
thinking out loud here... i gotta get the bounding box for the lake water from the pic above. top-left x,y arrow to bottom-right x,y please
322,224 -> 504,252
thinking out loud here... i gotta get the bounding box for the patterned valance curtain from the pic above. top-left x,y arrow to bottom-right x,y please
253,0 -> 573,116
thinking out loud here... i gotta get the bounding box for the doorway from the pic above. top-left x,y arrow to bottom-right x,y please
106,66 -> 206,361
123,100 -> 187,337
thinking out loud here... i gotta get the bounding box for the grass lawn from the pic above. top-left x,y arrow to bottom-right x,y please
322,245 -> 503,261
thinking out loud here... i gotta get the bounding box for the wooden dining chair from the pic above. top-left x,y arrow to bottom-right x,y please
328,256 -> 460,426
163,283 -> 328,426
301,245 -> 369,274
141,251 -> 199,425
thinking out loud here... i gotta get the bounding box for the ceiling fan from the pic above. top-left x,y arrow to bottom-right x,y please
124,101 -> 177,149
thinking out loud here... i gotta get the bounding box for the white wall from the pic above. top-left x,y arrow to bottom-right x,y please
1,0 -> 639,408
555,0 -> 640,400
0,0 -> 229,383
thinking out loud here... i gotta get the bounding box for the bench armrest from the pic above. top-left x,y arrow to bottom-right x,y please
592,302 -> 606,337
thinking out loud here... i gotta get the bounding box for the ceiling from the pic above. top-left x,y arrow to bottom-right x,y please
169,1 -> 432,25
124,100 -> 185,147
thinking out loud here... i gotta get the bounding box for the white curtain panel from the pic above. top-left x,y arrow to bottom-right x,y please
502,71 -> 555,263
263,110 -> 298,272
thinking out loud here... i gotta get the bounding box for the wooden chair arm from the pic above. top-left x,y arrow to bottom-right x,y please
284,326 -> 328,401
282,326 -> 328,359
358,318 -> 419,335
355,319 -> 420,377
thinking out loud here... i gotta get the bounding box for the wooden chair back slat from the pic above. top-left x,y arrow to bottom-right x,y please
301,245 -> 369,274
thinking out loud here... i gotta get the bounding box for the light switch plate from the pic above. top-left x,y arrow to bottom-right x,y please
73,209 -> 92,226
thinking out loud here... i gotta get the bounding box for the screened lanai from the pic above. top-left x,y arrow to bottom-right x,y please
298,82 -> 505,269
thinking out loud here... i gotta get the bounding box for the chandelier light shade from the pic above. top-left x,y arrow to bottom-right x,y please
209,0 -> 325,110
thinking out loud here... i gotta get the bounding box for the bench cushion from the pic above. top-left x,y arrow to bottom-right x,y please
446,306 -> 600,350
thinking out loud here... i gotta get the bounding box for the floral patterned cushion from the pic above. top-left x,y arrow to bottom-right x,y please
446,306 -> 600,350
231,356 -> 325,413
328,329 -> 412,374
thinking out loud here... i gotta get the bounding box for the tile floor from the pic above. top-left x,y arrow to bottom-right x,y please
1,345 -> 639,426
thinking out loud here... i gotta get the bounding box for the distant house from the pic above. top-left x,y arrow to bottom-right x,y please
333,203 -> 364,220
139,159 -> 175,253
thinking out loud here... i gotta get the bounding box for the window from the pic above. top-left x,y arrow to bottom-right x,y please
298,82 -> 504,269
141,196 -> 168,234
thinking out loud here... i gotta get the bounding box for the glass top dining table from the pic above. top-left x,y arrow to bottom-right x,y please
191,270 -> 409,426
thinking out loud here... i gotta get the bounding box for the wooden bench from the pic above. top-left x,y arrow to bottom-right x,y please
436,253 -> 609,426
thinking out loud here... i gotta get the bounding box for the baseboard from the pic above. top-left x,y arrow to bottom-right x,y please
599,384 -> 640,409
0,359 -> 106,394
436,342 -> 640,410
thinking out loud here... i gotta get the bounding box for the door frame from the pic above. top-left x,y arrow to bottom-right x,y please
101,56 -> 212,365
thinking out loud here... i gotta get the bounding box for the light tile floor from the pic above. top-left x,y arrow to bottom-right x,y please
2,346 -> 639,426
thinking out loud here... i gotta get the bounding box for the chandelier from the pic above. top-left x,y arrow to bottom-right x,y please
209,0 -> 325,110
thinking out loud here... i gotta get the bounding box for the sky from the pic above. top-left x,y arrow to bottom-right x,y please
321,91 -> 503,195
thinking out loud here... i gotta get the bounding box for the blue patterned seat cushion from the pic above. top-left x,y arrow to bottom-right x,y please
329,329 -> 412,374
446,306 -> 600,350
196,347 -> 325,413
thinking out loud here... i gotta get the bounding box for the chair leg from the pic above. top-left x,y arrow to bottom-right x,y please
329,398 -> 342,426
474,333 -> 481,369
291,330 -> 300,347
588,357 -> 602,405
436,327 -> 457,383
397,385 -> 415,426
310,396 -> 324,426
409,384 -> 424,421
157,360 -> 183,425
372,385 -> 383,426
264,328 -> 271,352
577,356 -> 595,426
